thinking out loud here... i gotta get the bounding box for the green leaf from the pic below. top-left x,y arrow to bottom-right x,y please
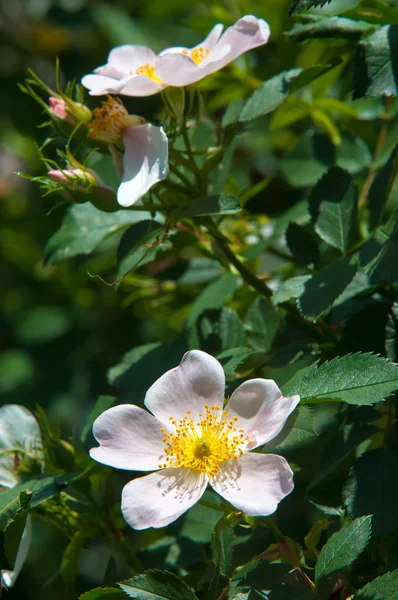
355,569 -> 398,599
118,569 -> 198,599
344,448 -> 398,538
61,531 -> 85,595
231,561 -> 290,595
79,588 -> 125,599
219,308 -> 246,350
386,303 -> 398,362
359,214 -> 398,283
176,495 -> 221,543
285,223 -> 319,267
308,423 -> 377,489
80,396 -> 116,445
186,273 -> 237,341
289,0 -> 332,15
315,515 -> 372,582
280,133 -> 371,188
270,97 -> 311,130
0,490 -> 32,532
117,220 -> 169,279
354,26 -> 398,98
212,517 -> 234,577
0,475 -> 71,529
45,203 -> 147,265
265,406 -> 317,451
298,258 -> 357,320
283,353 -> 398,405
287,16 -> 373,41
309,167 -> 357,252
182,195 -> 241,217
272,276 -> 311,306
369,149 -> 397,228
216,347 -> 256,376
239,69 -> 302,122
342,0 -> 398,25
245,298 -> 280,353
107,339 -> 188,405
1,493 -> 31,571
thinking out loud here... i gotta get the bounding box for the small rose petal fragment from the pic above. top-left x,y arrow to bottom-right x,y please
117,123 -> 169,207
144,350 -> 225,425
121,468 -> 208,529
90,404 -> 165,471
211,453 -> 294,516
225,379 -> 300,448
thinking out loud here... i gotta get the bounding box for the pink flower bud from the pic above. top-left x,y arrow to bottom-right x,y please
48,168 -> 115,200
48,97 -> 92,124
49,97 -> 74,122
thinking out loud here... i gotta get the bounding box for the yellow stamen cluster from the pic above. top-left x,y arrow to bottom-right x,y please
159,405 -> 247,477
183,46 -> 210,65
135,63 -> 163,83
88,96 -> 132,143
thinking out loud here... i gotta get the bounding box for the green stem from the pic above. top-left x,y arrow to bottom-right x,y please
262,517 -> 284,541
358,97 -> 393,211
205,219 -> 272,298
182,127 -> 202,191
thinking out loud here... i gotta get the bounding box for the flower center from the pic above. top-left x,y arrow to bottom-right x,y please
159,405 -> 247,477
88,96 -> 130,143
88,97 -> 145,144
135,63 -> 163,83
183,46 -> 210,65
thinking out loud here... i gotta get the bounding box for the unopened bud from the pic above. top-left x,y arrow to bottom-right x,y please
48,168 -> 119,212
49,96 -> 91,124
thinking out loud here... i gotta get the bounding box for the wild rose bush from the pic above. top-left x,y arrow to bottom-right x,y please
2,0 -> 398,598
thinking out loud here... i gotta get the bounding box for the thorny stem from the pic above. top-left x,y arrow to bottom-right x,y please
201,218 -> 338,344
262,519 -> 320,598
216,584 -> 230,600
204,218 -> 273,298
358,97 -> 393,210
168,163 -> 197,193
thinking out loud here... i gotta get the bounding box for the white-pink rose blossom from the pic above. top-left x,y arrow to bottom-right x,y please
81,15 -> 270,97
87,97 -> 168,207
0,405 -> 42,588
90,350 -> 299,530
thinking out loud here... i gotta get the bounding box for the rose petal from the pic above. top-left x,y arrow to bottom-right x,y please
117,123 -> 168,207
155,53 -> 210,87
81,74 -> 126,96
156,15 -> 270,87
118,76 -> 166,97
199,22 -> 225,51
121,468 -> 208,529
2,516 -> 32,588
0,405 -> 42,487
144,350 -> 225,426
107,45 -> 158,72
225,379 -> 299,448
159,24 -> 224,58
211,453 -> 293,516
90,404 -> 165,471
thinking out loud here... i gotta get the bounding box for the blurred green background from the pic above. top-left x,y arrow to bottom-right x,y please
0,0 -> 384,596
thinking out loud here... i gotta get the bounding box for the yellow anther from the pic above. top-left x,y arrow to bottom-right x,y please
160,405 -> 249,477
135,63 -> 163,83
88,96 -> 140,143
189,46 -> 210,65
